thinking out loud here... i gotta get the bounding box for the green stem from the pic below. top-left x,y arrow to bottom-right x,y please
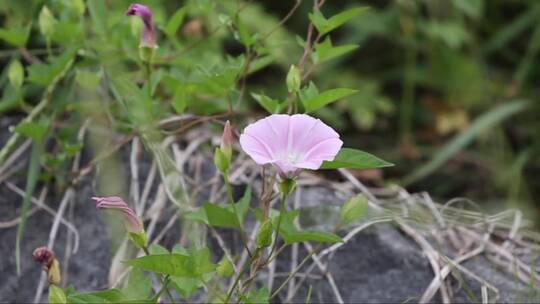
145,61 -> 152,98
143,245 -> 174,301
224,248 -> 261,303
270,244 -> 322,299
224,174 -> 252,256
151,275 -> 171,302
266,192 -> 287,263
223,174 -> 235,205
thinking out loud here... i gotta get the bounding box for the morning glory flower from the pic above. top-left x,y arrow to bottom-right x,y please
239,114 -> 343,179
91,196 -> 143,232
125,3 -> 157,49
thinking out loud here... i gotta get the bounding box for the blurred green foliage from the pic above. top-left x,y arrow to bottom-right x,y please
0,0 -> 539,214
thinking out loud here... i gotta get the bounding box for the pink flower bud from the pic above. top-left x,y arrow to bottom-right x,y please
126,4 -> 157,49
33,247 -> 61,285
91,196 -> 143,232
221,120 -> 233,158
33,246 -> 54,268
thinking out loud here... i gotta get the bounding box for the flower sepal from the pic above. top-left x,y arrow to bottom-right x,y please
214,147 -> 230,174
139,45 -> 155,63
278,178 -> 296,196
128,230 -> 148,249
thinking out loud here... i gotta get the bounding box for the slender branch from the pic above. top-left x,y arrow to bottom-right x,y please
270,244 -> 322,299
225,248 -> 261,303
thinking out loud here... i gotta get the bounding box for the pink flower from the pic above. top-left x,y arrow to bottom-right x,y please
239,114 -> 343,178
91,196 -> 143,232
125,4 -> 157,49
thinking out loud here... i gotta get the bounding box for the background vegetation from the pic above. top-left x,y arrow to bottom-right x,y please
2,0 -> 540,302
0,0 -> 539,222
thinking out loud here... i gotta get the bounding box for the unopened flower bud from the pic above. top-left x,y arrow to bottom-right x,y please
33,247 -> 61,285
286,65 -> 301,93
126,3 -> 157,62
33,246 -> 54,268
220,121 -> 233,161
91,196 -> 144,233
256,219 -> 273,248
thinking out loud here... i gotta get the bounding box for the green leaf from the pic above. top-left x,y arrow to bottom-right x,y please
172,86 -> 187,114
149,244 -> 169,255
165,7 -> 187,37
14,121 -> 49,142
197,188 -> 251,229
308,11 -> 327,34
108,76 -> 153,125
240,287 -> 269,304
299,82 -> 319,102
251,93 -> 285,114
49,285 -> 67,304
170,277 -> 203,300
340,194 -> 368,226
301,88 -> 357,113
234,16 -> 254,47
310,7 -> 367,35
67,289 -> 125,304
184,207 -> 208,224
483,7 -> 539,55
324,7 -> 367,34
216,255 -> 234,278
28,48 -> 76,87
321,148 -> 393,170
0,25 -> 31,47
122,269 -> 152,301
203,202 -> 240,228
75,70 -> 101,90
315,38 -> 358,62
274,210 -> 342,244
404,100 -> 529,185
234,186 -> 252,224
87,0 -> 107,37
126,248 -> 216,278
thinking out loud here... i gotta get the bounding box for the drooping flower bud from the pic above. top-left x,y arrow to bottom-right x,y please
33,246 -> 54,268
33,247 -> 61,285
91,196 -> 144,233
126,3 -> 157,62
220,120 -> 233,161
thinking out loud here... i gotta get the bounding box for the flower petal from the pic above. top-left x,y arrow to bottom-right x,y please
240,114 -> 292,163
240,114 -> 342,174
